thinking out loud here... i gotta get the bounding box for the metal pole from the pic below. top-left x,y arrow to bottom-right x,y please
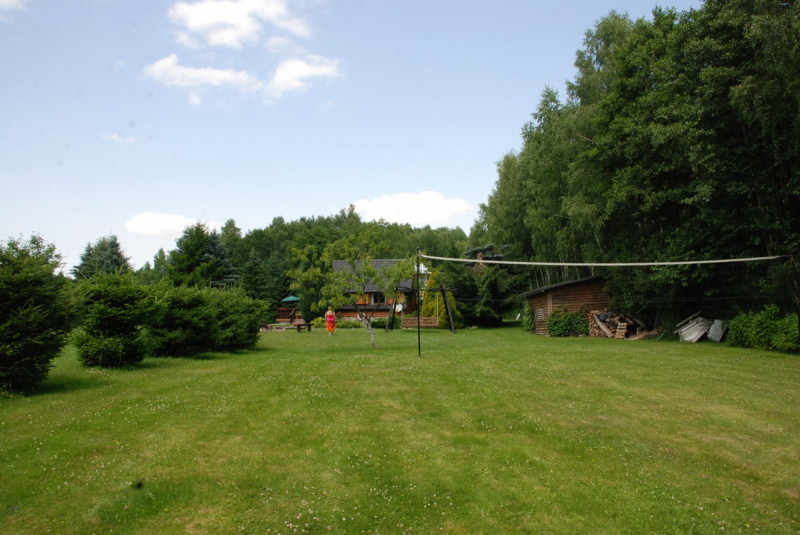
441,287 -> 456,333
416,248 -> 421,358
791,254 -> 800,343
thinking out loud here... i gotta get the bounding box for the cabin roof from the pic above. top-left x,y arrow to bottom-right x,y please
520,276 -> 605,299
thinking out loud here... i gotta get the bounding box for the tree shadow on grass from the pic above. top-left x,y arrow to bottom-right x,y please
32,373 -> 108,396
134,359 -> 169,369
141,347 -> 272,364
139,352 -> 220,363
189,353 -> 216,361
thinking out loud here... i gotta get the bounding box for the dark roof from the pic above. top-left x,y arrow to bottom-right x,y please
332,258 -> 402,270
337,303 -> 395,312
520,276 -> 605,299
331,259 -> 414,293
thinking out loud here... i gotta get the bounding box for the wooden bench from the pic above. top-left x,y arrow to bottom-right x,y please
294,323 -> 312,332
276,307 -> 297,323
401,316 -> 439,329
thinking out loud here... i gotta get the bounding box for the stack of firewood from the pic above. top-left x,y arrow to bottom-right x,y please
589,310 -> 639,339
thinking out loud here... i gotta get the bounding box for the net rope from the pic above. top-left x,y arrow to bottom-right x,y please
419,253 -> 784,268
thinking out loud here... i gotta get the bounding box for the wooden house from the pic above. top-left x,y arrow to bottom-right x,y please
332,259 -> 419,321
522,276 -> 609,336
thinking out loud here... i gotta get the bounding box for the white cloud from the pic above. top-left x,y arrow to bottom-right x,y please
0,0 -> 27,10
144,53 -> 339,100
125,212 -> 222,237
265,35 -> 300,54
353,191 -> 476,229
267,55 -> 340,97
188,91 -> 203,105
147,2 -> 339,103
102,133 -> 139,144
143,54 -> 264,90
168,0 -> 310,48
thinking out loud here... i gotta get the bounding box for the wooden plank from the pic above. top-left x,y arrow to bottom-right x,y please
675,311 -> 701,329
615,322 -> 628,339
400,316 -> 439,328
535,309 -> 547,336
593,314 -> 614,338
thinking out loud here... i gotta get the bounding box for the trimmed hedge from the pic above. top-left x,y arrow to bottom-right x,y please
310,316 -> 398,330
74,273 -> 149,367
206,288 -> 263,351
147,285 -> 219,357
146,285 -> 264,357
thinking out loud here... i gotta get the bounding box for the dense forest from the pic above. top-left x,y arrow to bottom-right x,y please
477,0 -> 799,324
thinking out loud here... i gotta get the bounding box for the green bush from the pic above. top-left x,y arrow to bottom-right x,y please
74,333 -> 143,368
749,305 -> 783,350
521,306 -> 533,332
296,313 -> 382,330
74,273 -> 149,367
726,311 -> 753,347
727,305 -> 799,352
369,317 -> 401,329
547,308 -> 589,337
772,314 -> 800,353
369,318 -> 387,329
206,288 -> 264,351
336,319 -> 363,329
147,285 -> 218,357
0,236 -> 77,391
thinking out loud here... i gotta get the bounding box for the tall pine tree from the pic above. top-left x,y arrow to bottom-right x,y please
71,235 -> 131,279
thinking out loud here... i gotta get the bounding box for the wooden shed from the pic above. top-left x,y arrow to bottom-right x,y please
522,276 -> 609,336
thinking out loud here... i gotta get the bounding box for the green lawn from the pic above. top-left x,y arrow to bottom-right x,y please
2,328 -> 798,534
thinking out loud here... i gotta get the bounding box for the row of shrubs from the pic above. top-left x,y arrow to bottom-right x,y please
308,316 -> 400,330
73,274 -> 265,368
527,304 -> 800,353
1,235 -> 266,391
727,305 -> 799,353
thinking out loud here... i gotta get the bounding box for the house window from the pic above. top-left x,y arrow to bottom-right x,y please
370,293 -> 385,304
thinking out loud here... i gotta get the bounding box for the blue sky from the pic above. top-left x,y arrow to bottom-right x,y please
1,0 -> 700,270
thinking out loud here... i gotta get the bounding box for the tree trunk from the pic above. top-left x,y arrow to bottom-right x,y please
363,317 -> 376,348
357,310 -> 377,348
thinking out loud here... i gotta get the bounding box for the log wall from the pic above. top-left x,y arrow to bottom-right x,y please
526,278 -> 609,336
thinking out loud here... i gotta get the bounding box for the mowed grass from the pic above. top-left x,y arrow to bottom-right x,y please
1,328 -> 799,534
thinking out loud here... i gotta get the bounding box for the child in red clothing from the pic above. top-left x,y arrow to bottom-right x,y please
325,307 -> 336,335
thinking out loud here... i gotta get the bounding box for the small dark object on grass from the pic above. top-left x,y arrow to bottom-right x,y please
134,481 -> 143,489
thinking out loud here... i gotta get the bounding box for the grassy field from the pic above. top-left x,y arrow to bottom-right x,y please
1,327 -> 799,534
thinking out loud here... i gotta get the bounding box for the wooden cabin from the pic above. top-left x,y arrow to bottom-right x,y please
522,276 -> 609,336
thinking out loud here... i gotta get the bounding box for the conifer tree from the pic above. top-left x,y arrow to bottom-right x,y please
72,235 -> 131,279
